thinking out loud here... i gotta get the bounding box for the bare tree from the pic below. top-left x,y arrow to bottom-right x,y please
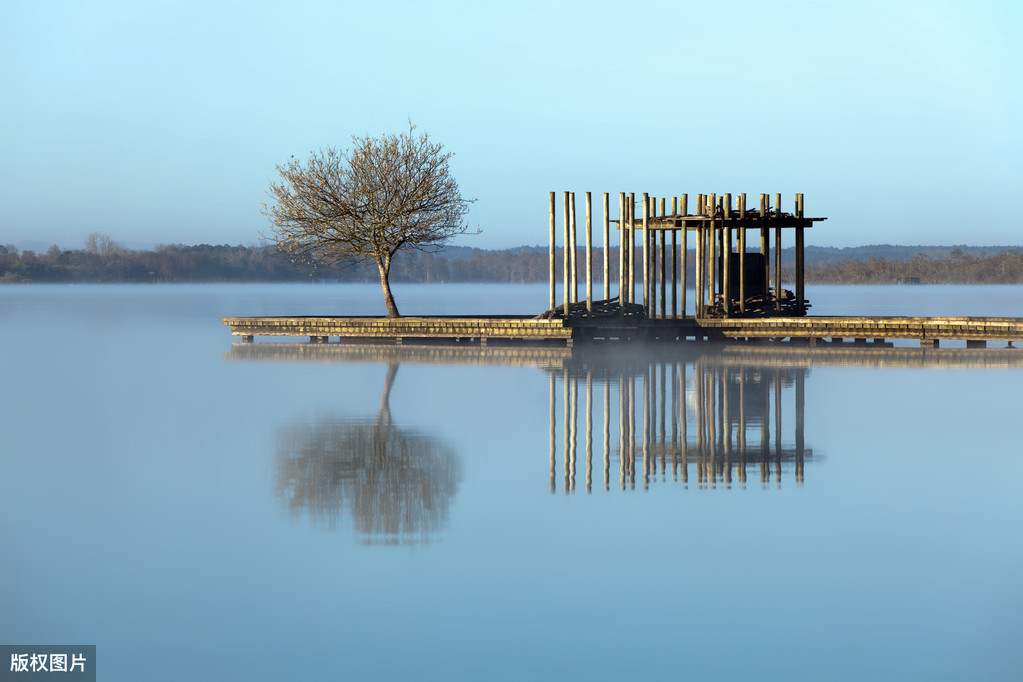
262,124 -> 476,317
84,233 -> 123,256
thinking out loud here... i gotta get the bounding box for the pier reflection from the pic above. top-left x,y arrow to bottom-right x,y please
235,340 -> 1023,499
274,364 -> 461,544
546,351 -> 810,492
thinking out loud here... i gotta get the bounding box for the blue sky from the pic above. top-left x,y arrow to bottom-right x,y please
2,0 -> 1021,250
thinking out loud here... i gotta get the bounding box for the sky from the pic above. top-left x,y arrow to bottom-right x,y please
1,0 -> 1021,251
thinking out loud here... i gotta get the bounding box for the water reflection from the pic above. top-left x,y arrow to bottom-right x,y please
547,351 -> 810,492
229,341 -> 570,369
241,340 -> 1023,502
274,364 -> 461,544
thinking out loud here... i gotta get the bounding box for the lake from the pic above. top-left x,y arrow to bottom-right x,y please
2,283 -> 1022,681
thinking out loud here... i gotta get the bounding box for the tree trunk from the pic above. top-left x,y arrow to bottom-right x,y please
377,257 -> 400,317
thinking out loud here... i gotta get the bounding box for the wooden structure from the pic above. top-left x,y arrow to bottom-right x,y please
698,315 -> 1023,348
547,191 -> 825,320
222,315 -> 574,347
221,190 -> 1023,349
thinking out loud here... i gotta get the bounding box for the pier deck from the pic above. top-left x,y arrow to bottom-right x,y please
697,315 -> 1023,347
223,315 -> 575,347
224,313 -> 1023,348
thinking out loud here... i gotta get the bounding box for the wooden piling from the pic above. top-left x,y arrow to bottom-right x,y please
695,194 -> 704,317
795,193 -> 804,315
739,194 -> 746,314
760,193 -> 770,300
563,192 -> 570,315
603,193 -> 610,302
708,194 -> 717,316
774,193 -> 782,312
659,197 -> 667,318
570,192 -> 577,306
716,196 -> 724,301
549,192 -> 556,314
671,196 -> 678,319
681,194 -> 688,319
648,195 -> 655,316
585,191 -> 593,313
642,193 -> 650,312
723,194 -> 732,318
628,192 -> 636,304
618,193 -> 626,304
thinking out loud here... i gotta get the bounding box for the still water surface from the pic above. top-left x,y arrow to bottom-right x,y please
2,284 -> 1022,680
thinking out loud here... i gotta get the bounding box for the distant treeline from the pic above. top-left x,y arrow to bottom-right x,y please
3,236 -> 1023,285
803,249 -> 1023,284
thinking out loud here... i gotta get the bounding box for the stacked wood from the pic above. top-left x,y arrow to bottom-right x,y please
536,297 -> 645,320
701,289 -> 809,318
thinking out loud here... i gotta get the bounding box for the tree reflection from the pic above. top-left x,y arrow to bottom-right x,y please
274,364 -> 461,544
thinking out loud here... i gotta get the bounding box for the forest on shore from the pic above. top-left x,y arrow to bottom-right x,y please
3,236 -> 1023,285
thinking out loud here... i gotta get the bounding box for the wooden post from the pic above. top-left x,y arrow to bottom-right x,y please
549,192 -> 556,314
603,193 -> 610,302
563,192 -> 570,315
569,192 -> 577,306
646,194 -> 654,316
795,193 -> 805,315
618,192 -> 626,304
704,193 -> 711,317
659,196 -> 667,318
723,194 -> 732,318
681,194 -> 688,319
739,193 -> 746,314
647,196 -> 654,317
671,196 -> 678,319
642,193 -> 649,313
695,194 -> 704,317
716,195 -> 724,302
708,194 -> 716,314
774,192 -> 782,311
650,195 -> 657,318
760,193 -> 769,301
585,191 -> 593,314
628,192 -> 636,304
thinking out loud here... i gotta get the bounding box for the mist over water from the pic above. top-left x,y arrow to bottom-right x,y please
2,283 -> 1022,681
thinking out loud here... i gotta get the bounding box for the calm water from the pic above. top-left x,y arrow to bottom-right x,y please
2,283 -> 1022,681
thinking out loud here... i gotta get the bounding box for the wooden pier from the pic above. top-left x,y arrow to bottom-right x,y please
698,315 -> 1023,347
222,315 -> 574,347
223,190 -> 1023,349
